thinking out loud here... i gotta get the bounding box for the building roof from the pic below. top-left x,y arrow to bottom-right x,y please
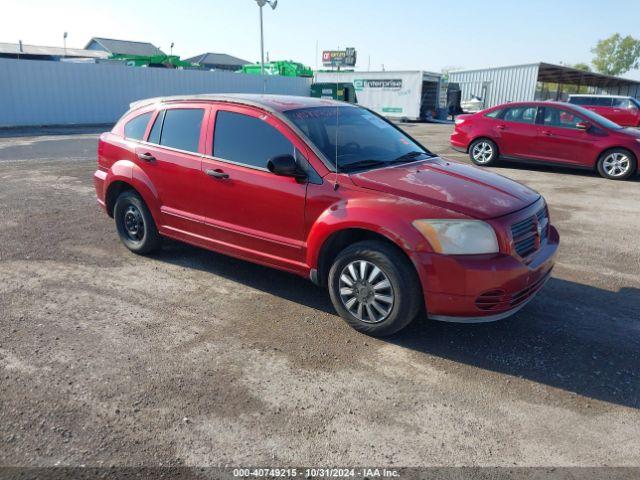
0,41 -> 109,59
129,94 -> 346,113
185,52 -> 251,67
451,62 -> 640,88
85,37 -> 164,56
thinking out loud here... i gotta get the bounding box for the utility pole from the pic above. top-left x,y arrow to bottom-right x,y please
255,0 -> 277,75
63,32 -> 68,57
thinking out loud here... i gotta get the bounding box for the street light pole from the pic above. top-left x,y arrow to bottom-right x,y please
255,0 -> 277,76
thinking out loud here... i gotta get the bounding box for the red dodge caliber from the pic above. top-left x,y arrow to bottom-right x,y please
94,94 -> 559,336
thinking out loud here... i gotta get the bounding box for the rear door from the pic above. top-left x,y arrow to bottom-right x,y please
199,105 -> 311,273
135,104 -> 209,234
492,105 -> 541,158
535,106 -> 595,167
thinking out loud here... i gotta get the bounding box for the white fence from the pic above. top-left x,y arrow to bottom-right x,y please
0,58 -> 312,127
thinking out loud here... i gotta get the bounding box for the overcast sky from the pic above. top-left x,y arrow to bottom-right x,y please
3,0 -> 640,79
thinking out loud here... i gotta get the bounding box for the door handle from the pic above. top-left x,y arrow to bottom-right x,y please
137,152 -> 155,162
496,125 -> 506,130
205,168 -> 229,179
542,130 -> 553,136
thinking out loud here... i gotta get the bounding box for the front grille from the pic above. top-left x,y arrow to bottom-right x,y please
511,205 -> 549,258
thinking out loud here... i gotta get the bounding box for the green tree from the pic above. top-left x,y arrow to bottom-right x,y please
591,34 -> 640,76
572,62 -> 592,72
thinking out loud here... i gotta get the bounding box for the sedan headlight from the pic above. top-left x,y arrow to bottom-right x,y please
412,219 -> 499,255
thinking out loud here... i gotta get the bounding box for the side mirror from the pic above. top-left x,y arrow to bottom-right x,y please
576,121 -> 591,131
267,154 -> 307,180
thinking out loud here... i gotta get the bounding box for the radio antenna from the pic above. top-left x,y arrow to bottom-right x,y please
333,65 -> 340,190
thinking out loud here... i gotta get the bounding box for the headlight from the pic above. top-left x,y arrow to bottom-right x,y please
412,219 -> 499,255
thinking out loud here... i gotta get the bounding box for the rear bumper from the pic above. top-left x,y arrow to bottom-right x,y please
414,226 -> 559,323
94,169 -> 107,211
449,131 -> 469,152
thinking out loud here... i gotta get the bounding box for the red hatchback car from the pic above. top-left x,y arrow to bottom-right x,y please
451,101 -> 640,179
95,94 -> 559,336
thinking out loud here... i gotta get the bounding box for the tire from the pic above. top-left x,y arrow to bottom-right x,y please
328,240 -> 422,337
596,148 -> 636,180
468,138 -> 499,166
113,190 -> 161,254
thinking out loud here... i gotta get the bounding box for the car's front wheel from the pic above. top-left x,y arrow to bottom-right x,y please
596,148 -> 636,180
114,190 -> 162,254
469,138 -> 499,166
328,240 -> 422,337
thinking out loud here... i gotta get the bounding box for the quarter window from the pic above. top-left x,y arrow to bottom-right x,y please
213,111 -> 293,169
158,109 -> 204,153
502,106 -> 537,124
124,112 -> 152,140
485,109 -> 502,118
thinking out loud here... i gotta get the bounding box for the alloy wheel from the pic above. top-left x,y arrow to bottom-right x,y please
471,142 -> 494,164
602,152 -> 631,177
338,260 -> 394,324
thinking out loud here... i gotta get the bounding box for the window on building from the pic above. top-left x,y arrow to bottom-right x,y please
124,112 -> 152,140
158,109 -> 204,153
213,111 -> 293,169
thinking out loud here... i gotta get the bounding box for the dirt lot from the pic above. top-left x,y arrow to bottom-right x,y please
0,124 -> 639,468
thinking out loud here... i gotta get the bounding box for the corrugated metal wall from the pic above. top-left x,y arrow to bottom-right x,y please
0,58 -> 312,127
448,64 -> 540,109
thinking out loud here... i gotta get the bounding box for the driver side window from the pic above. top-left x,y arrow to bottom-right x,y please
542,107 -> 583,129
213,110 -> 294,169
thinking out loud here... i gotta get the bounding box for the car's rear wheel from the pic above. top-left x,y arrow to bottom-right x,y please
469,138 -> 499,166
114,190 -> 161,254
328,240 -> 422,337
596,148 -> 636,180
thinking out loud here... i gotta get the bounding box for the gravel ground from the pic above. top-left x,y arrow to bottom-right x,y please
0,124 -> 638,468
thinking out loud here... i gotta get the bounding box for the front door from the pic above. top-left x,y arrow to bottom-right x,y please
535,106 -> 595,167
199,105 -> 309,274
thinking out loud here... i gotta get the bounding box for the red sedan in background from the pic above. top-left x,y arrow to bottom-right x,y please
450,101 -> 640,180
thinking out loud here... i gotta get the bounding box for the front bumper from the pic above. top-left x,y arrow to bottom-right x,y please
414,226 -> 559,323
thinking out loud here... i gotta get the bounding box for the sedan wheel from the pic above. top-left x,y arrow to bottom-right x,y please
602,152 -> 631,178
338,260 -> 394,324
469,138 -> 498,166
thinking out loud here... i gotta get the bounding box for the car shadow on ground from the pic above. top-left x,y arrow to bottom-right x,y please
157,241 -> 639,410
493,158 -> 640,182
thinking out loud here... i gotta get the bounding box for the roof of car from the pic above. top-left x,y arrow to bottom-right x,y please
129,94 -> 348,113
568,94 -> 631,98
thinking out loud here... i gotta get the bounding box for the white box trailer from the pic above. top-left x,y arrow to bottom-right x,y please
315,70 -> 442,121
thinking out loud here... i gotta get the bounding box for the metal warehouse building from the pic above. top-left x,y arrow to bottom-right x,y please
448,62 -> 640,110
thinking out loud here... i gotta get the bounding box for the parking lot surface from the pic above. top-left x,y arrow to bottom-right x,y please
0,124 -> 639,467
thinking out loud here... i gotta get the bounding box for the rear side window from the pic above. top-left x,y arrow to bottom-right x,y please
502,106 -> 537,124
158,109 -> 204,153
124,112 -> 152,140
485,109 -> 502,118
569,97 -> 589,105
213,111 -> 293,169
594,97 -> 613,106
148,111 -> 164,144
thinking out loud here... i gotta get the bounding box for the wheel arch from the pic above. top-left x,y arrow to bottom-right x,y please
312,227 -> 421,289
104,160 -> 161,221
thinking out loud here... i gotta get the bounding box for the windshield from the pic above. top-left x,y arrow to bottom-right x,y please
570,104 -> 624,130
284,106 -> 433,172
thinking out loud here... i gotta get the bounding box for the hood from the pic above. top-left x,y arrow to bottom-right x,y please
350,157 -> 540,219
